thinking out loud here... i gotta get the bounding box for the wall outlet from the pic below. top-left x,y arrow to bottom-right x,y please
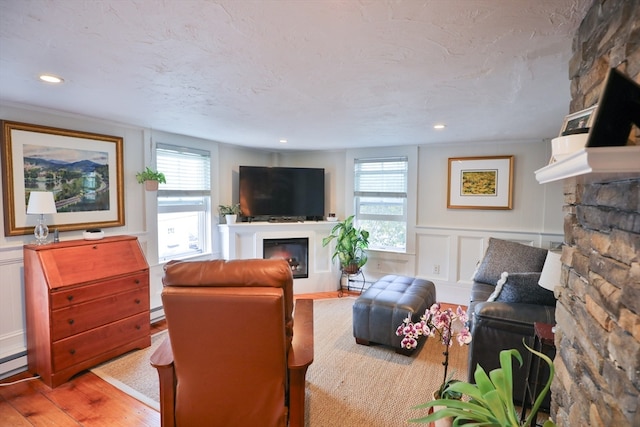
433,264 -> 440,274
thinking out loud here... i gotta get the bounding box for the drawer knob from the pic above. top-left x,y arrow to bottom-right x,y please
68,319 -> 75,325
134,279 -> 140,284
135,325 -> 141,330
67,295 -> 74,302
135,298 -> 141,304
69,349 -> 76,355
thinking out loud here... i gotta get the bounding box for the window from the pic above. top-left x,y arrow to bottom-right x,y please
354,157 -> 408,252
156,143 -> 211,262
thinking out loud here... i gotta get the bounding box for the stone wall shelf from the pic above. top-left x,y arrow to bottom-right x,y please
535,146 -> 640,184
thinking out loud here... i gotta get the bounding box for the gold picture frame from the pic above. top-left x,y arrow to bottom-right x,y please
1,121 -> 125,236
447,155 -> 514,210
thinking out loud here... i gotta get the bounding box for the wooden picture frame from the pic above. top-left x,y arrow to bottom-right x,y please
1,121 -> 125,236
447,155 -> 514,210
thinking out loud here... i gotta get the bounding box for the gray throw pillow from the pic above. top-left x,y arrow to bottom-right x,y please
472,238 -> 548,285
495,272 -> 556,306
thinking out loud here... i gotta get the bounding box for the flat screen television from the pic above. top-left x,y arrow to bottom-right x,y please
239,166 -> 325,220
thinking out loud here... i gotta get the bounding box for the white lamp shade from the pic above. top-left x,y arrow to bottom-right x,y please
538,250 -> 562,291
27,192 -> 57,214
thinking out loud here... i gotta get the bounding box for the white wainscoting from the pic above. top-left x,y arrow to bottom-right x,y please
361,227 -> 563,307
412,227 -> 563,306
0,245 -> 28,379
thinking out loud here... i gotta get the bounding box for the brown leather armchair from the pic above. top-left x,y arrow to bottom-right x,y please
150,259 -> 314,427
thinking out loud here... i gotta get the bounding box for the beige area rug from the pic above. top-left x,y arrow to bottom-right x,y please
91,297 -> 468,426
91,331 -> 166,411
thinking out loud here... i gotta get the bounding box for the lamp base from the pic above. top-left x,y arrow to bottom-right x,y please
34,217 -> 49,245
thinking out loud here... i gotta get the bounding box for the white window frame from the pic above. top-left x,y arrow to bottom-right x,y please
156,143 -> 212,262
345,146 -> 417,255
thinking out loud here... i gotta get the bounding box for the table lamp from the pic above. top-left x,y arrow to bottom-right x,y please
538,250 -> 562,291
538,250 -> 562,334
26,191 -> 57,245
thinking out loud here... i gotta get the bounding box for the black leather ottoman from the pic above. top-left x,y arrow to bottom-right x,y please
353,275 -> 436,354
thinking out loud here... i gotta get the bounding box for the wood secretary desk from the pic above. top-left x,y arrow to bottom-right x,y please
23,235 -> 151,388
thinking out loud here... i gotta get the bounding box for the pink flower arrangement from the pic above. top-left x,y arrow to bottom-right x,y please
397,303 -> 471,350
396,303 -> 472,398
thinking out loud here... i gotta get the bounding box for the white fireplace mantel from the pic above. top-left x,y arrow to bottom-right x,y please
218,221 -> 339,294
535,146 -> 640,184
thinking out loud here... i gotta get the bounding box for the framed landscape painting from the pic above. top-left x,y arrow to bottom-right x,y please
1,121 -> 125,236
447,155 -> 514,210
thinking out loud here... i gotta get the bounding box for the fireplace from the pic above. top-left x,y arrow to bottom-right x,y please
263,238 -> 309,279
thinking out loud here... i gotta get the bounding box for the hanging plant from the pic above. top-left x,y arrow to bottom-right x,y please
136,167 -> 166,191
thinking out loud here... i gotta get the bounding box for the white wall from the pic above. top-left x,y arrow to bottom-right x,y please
0,103 -> 563,378
345,141 -> 564,304
417,141 -> 563,232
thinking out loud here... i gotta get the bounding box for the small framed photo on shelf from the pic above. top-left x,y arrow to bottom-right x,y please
559,105 -> 597,136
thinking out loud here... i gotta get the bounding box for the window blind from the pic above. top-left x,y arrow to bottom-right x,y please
354,157 -> 408,197
157,143 -> 210,196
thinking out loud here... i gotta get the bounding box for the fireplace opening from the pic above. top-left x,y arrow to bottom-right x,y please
263,238 -> 309,279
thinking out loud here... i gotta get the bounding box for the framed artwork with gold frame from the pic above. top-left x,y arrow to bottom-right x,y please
1,121 -> 124,236
447,155 -> 514,210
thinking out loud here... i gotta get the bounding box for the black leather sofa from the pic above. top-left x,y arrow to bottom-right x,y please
466,238 -> 557,409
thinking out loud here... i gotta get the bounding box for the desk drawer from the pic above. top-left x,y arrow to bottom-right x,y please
52,312 -> 149,371
51,273 -> 148,309
51,285 -> 149,341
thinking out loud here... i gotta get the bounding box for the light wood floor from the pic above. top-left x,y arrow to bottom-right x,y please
0,291 -> 462,425
0,291 -> 349,426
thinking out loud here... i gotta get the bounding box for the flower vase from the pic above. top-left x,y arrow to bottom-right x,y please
428,392 -> 454,427
225,214 -> 237,224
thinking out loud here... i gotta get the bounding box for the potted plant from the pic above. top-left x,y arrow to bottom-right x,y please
410,345 -> 556,427
321,215 -> 370,274
396,303 -> 471,427
136,167 -> 166,191
218,203 -> 242,224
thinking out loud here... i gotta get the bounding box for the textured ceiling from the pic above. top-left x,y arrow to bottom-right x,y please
0,0 -> 591,151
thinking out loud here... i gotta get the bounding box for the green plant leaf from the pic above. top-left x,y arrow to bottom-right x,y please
322,214 -> 369,268
472,363 -> 496,396
446,380 -> 486,402
482,389 -> 512,425
409,347 -> 553,427
321,235 -> 335,247
498,349 -> 522,425
410,399 -> 494,424
523,342 -> 555,427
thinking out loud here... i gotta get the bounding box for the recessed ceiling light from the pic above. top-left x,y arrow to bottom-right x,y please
433,124 -> 446,130
279,139 -> 288,144
39,74 -> 64,84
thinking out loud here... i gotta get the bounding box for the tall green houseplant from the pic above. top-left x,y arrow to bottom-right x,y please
322,215 -> 370,274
